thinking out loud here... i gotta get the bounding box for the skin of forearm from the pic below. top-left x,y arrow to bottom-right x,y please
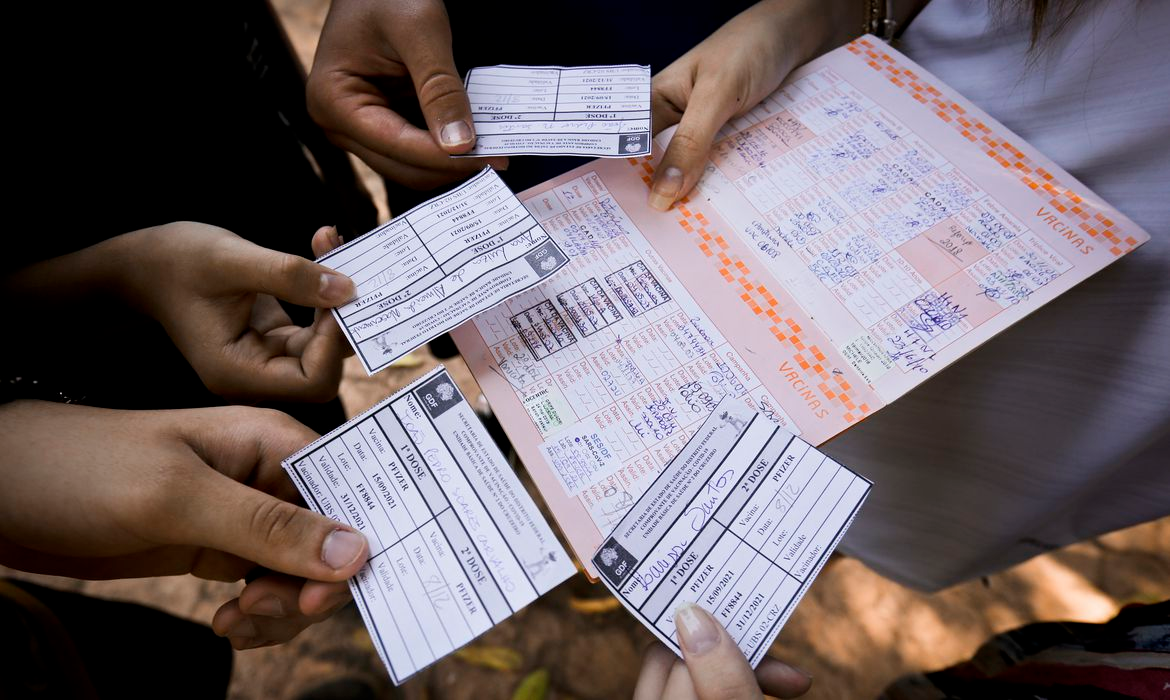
765,0 -> 932,67
1,229 -> 145,312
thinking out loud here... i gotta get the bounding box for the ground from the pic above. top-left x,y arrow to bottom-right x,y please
3,2 -> 1168,698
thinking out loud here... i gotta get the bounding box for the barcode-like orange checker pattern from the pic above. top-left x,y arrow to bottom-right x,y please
631,157 -> 870,424
848,38 -> 1138,257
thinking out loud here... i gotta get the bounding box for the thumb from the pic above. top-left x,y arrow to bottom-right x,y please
400,5 -> 476,154
191,469 -> 369,582
219,236 -> 356,307
676,602 -> 764,700
648,78 -> 737,212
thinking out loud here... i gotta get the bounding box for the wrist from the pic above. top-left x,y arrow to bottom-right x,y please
103,224 -> 174,316
766,0 -> 861,66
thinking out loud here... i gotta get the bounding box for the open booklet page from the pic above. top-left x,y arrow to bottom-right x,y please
593,396 -> 870,666
450,36 -> 1151,575
282,366 -> 575,685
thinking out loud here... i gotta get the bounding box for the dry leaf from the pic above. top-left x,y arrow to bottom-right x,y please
568,596 -> 621,614
512,669 -> 550,700
390,352 -> 425,368
453,645 -> 523,672
349,628 -> 376,652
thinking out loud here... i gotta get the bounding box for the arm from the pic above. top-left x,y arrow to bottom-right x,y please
3,223 -> 356,402
306,0 -> 509,189
0,400 -> 368,648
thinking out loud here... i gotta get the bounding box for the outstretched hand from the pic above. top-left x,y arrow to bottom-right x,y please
0,401 -> 368,649
649,0 -> 835,211
122,222 -> 356,403
306,0 -> 508,189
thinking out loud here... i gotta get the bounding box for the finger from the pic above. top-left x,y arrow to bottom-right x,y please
188,408 -> 317,504
172,408 -> 368,581
633,643 -> 680,700
213,598 -> 309,649
244,613 -> 317,647
312,307 -> 352,351
225,574 -> 350,647
188,548 -> 260,582
212,236 -> 356,307
756,657 -> 813,699
300,579 -> 353,617
648,77 -> 739,212
279,308 -> 351,360
660,659 -> 701,700
250,294 -> 294,335
676,602 -> 764,700
396,3 -> 475,154
182,469 -> 369,583
212,597 -> 258,647
335,129 -> 507,189
238,572 -> 305,618
206,329 -> 344,403
650,75 -> 687,137
277,318 -> 349,399
311,225 -> 344,258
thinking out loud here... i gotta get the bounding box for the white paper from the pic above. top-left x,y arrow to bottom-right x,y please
591,396 -> 871,666
463,65 -> 651,157
282,366 -> 575,685
320,168 -> 570,374
469,171 -> 797,542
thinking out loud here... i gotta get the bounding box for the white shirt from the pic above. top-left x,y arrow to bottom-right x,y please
825,0 -> 1170,590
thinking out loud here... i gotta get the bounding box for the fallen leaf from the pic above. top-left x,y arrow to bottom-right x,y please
350,628 -> 375,652
568,596 -> 621,614
453,645 -> 523,672
391,353 -> 425,368
512,669 -> 550,700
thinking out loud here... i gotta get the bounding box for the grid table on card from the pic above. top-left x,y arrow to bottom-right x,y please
467,171 -> 794,539
649,432 -> 870,665
593,400 -> 871,666
319,168 -> 569,374
283,367 -> 573,684
464,65 -> 652,157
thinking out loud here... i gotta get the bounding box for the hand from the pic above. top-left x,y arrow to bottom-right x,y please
0,400 -> 369,648
122,222 -> 356,403
634,603 -> 812,699
648,0 -> 848,211
306,0 -> 508,189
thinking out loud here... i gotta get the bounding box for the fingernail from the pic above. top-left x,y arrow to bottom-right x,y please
230,618 -> 258,638
675,602 -> 720,655
322,528 -> 366,570
327,226 -> 341,249
319,271 -> 355,305
648,166 -> 683,211
440,121 -> 473,147
249,595 -> 285,618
